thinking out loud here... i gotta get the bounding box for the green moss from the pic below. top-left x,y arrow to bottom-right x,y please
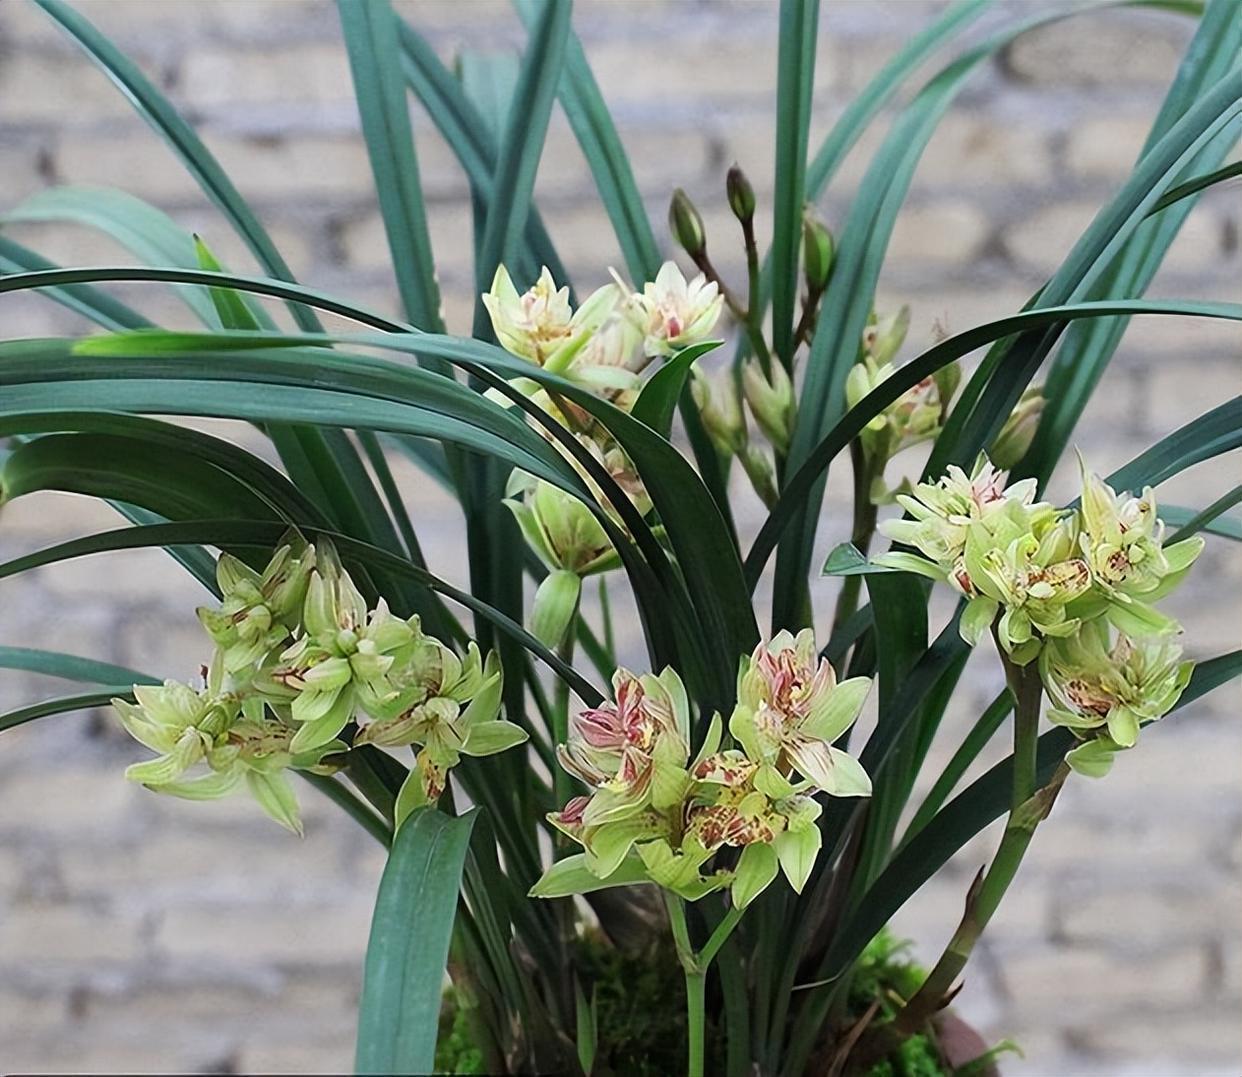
847,930 -> 950,1077
576,930 -> 725,1077
434,986 -> 486,1075
435,928 -> 964,1076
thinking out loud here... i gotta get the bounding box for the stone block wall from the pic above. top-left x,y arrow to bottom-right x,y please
0,1 -> 1238,1073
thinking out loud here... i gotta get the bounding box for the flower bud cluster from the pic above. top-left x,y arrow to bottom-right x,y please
533,631 -> 873,909
845,308 -> 960,472
112,536 -> 525,832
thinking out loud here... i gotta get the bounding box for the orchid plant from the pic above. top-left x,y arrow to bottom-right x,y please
1,1 -> 1240,1075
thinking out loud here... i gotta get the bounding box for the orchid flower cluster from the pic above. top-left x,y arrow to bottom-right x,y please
112,536 -> 525,833
484,261 -> 723,645
876,455 -> 1201,775
532,630 -> 873,909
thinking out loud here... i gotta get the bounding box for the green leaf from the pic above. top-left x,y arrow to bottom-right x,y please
0,687 -> 132,734
0,431 -> 281,524
1107,395 -> 1242,492
630,341 -> 721,437
936,64 -> 1242,482
0,235 -> 151,331
0,647 -> 156,687
338,0 -> 443,333
770,0 -> 819,369
396,20 -> 572,291
805,0 -> 989,200
4,186 -> 222,327
355,806 -> 478,1076
513,0 -> 661,283
1021,0 -> 1242,480
1166,488 -> 1242,543
775,6 -> 1080,627
821,648 -> 1242,989
34,0 -> 322,332
901,689 -> 1011,845
193,235 -> 272,332
471,0 -> 570,322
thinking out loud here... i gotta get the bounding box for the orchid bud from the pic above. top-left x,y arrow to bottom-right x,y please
726,164 -> 756,225
802,212 -> 835,293
864,306 -> 909,365
990,386 -> 1045,469
504,479 -> 614,576
529,569 -> 582,647
739,444 -> 779,507
742,356 -> 795,454
690,370 -> 746,456
668,188 -> 706,261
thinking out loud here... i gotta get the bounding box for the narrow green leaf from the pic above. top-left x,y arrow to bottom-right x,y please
4,186 -> 222,326
1166,488 -> 1242,543
0,647 -> 156,687
747,299 -> 1242,588
397,20 -> 572,290
355,806 -> 478,1075
0,687 -> 132,734
630,341 -> 721,437
770,0 -> 819,369
0,236 -> 152,331
513,0 -> 661,282
473,0 -> 571,316
34,0 -> 322,331
338,0 -> 444,333
1,432 -> 282,524
824,649 -> 1242,986
1020,0 -> 1242,480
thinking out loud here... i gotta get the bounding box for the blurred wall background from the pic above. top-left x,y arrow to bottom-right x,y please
0,1 -> 1238,1073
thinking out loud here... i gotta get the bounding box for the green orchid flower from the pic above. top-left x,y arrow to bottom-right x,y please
1040,619 -> 1192,757
195,536 -> 315,673
1074,455 -> 1204,636
729,630 -> 873,798
958,506 -> 1091,663
876,456 -> 1050,589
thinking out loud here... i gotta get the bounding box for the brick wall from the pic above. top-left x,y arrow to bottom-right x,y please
0,1 -> 1239,1073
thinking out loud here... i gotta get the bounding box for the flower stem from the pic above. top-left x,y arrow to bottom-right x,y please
740,215 -> 774,377
664,894 -> 746,1077
552,626 -> 577,815
887,655 -> 1063,1041
832,439 -> 880,632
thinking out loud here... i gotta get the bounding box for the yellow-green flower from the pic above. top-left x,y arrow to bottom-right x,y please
877,457 -> 1048,584
1075,455 -> 1203,636
958,508 -> 1091,663
196,538 -> 315,673
729,630 -> 873,798
482,264 -> 618,371
620,261 -> 723,359
1041,620 -> 1192,755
